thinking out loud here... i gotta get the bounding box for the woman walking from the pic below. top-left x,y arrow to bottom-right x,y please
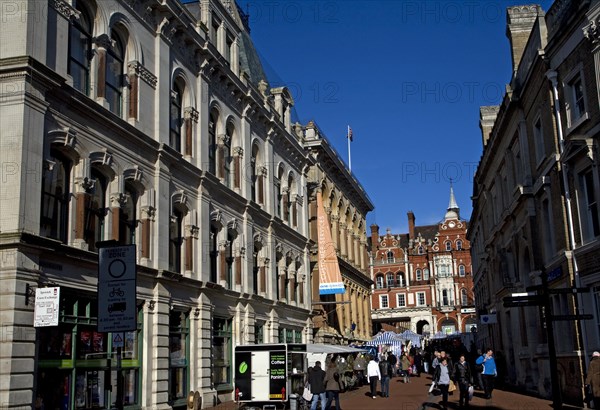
433,358 -> 453,409
366,356 -> 381,399
401,352 -> 412,383
324,360 -> 342,410
476,348 -> 497,399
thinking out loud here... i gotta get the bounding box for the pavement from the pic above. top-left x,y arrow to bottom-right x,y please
204,373 -> 575,410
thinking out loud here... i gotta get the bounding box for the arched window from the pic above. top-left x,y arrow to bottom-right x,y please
106,30 -> 125,115
287,174 -> 295,225
85,169 -> 108,252
210,224 -> 219,283
456,239 -> 463,250
119,182 -> 138,245
376,275 -> 384,289
396,272 -> 405,287
423,268 -> 430,280
418,245 -> 424,255
251,144 -> 259,202
459,264 -> 466,276
276,166 -> 284,218
170,81 -> 184,152
461,288 -> 469,306
169,208 -> 184,273
69,1 -> 92,94
415,269 -> 422,281
387,250 -> 394,263
40,151 -> 71,243
445,241 -> 452,251
386,273 -> 395,288
209,109 -> 218,175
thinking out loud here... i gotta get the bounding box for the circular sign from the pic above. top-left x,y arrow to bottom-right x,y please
108,259 -> 127,278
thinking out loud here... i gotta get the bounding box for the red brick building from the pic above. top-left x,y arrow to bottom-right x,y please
369,188 -> 476,336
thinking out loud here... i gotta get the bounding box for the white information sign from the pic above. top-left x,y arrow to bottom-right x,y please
34,287 -> 60,327
98,245 -> 137,332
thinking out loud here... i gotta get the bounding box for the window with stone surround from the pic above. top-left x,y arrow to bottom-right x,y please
209,109 -> 218,175
84,169 -> 108,252
68,0 -> 92,95
223,122 -> 234,187
533,115 -> 545,165
415,269 -> 422,281
119,182 -> 137,245
387,250 -> 394,263
577,167 -> 600,242
416,292 -> 426,306
397,293 -> 406,307
40,151 -> 71,243
563,65 -> 589,131
169,310 -> 189,403
445,241 -> 451,251
458,264 -> 466,277
423,268 -> 430,281
461,288 -> 468,306
212,317 -> 232,389
386,273 -> 395,288
375,275 -> 384,289
379,294 -> 389,309
169,208 -> 183,273
170,81 -> 184,152
456,240 -> 463,250
106,30 -> 125,116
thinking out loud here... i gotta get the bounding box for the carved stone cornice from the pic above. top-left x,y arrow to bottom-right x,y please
128,61 -> 157,89
50,0 -> 79,20
184,106 -> 199,123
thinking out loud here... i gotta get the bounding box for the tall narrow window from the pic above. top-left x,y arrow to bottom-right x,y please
224,123 -> 233,188
376,275 -> 384,289
579,169 -> 600,242
459,265 -> 466,276
85,169 -> 107,252
106,31 -> 124,116
68,1 -> 92,94
169,311 -> 189,403
456,240 -> 463,250
445,241 -> 452,251
461,288 -> 468,306
250,146 -> 258,202
533,117 -> 545,164
423,268 -> 430,281
442,290 -> 449,306
252,253 -> 259,294
396,272 -> 405,287
386,273 -> 395,288
226,232 -> 234,287
415,269 -> 422,281
41,153 -> 71,242
209,111 -> 218,175
170,83 -> 183,152
210,225 -> 218,283
119,183 -> 137,245
387,251 -> 394,263
169,209 -> 183,273
213,318 -> 232,388
380,295 -> 389,309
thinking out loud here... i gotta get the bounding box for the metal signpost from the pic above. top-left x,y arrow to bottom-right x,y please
97,243 -> 137,410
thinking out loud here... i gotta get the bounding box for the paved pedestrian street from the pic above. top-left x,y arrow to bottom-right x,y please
205,374 -> 564,410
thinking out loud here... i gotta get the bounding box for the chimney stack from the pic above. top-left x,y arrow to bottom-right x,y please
407,211 -> 415,240
370,224 -> 380,245
506,5 -> 543,74
479,106 -> 500,147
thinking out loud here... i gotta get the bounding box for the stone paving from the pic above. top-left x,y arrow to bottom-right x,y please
204,373 -> 575,410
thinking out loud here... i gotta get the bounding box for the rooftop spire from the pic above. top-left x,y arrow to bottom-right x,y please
444,181 -> 460,221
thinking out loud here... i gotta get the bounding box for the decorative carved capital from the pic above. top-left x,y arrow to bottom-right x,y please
141,206 -> 156,221
76,176 -> 95,193
584,17 -> 600,45
127,61 -> 157,89
110,193 -> 126,208
186,224 -> 200,238
217,133 -> 231,146
233,146 -> 243,157
259,165 -> 268,176
94,34 -> 112,50
184,106 -> 199,123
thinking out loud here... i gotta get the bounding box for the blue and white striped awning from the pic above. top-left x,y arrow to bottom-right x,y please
366,331 -> 404,347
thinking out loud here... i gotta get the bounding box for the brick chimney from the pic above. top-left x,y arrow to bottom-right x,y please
506,5 -> 543,74
407,211 -> 415,240
370,224 -> 380,245
479,106 -> 500,147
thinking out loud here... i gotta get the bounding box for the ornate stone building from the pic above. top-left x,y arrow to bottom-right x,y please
469,1 -> 600,405
0,0 -> 316,408
369,189 -> 476,337
303,122 -> 374,344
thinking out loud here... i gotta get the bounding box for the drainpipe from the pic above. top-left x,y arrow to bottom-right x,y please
546,69 -> 589,402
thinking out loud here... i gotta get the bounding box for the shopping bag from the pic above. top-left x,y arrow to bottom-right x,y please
428,382 -> 437,394
448,380 -> 456,393
468,385 -> 474,400
302,386 -> 313,402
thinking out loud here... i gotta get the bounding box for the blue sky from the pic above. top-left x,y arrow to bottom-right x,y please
237,0 -> 554,233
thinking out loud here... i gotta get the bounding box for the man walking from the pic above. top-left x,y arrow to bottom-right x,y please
308,361 -> 326,410
379,354 -> 391,397
476,348 -> 497,399
453,354 -> 472,408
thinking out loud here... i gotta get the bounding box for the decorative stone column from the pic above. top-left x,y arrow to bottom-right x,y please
185,224 -> 199,272
127,62 -> 139,119
217,134 -> 229,180
353,234 -> 360,266
351,287 -> 358,333
331,214 -> 339,250
292,195 -> 299,227
184,107 -> 199,157
343,287 -> 351,332
339,223 -> 347,257
282,187 -> 290,221
109,192 -> 125,241
94,34 -> 111,101
233,147 -> 243,189
279,267 -> 287,301
347,227 -> 353,262
363,296 -> 371,337
289,270 -> 296,303
357,291 -> 364,339
73,176 -> 94,244
260,257 -> 269,296
140,205 -> 155,259
258,165 -> 267,205
219,240 -> 228,285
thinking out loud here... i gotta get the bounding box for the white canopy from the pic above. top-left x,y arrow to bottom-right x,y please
306,344 -> 370,354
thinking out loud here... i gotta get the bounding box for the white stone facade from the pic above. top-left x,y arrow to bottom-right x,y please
0,0 -> 313,408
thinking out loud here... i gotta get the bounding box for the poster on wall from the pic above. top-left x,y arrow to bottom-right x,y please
34,287 -> 60,327
317,194 -> 345,295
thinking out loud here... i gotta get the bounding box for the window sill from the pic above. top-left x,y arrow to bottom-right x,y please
566,112 -> 589,136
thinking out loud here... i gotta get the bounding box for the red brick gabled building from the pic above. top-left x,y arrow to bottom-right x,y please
369,188 -> 476,336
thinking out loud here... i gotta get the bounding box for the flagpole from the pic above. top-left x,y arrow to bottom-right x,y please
347,125 -> 352,172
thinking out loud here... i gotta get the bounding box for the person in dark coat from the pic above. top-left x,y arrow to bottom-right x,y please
586,351 -> 600,410
387,352 -> 397,378
414,351 -> 423,376
433,358 -> 454,409
324,361 -> 342,410
453,354 -> 473,408
308,361 -> 327,410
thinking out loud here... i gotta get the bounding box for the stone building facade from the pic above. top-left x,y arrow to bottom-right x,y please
303,123 -> 374,344
369,189 -> 476,337
0,0 -> 317,408
469,1 -> 600,405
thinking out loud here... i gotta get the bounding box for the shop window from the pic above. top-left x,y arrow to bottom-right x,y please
40,152 -> 71,242
213,317 -> 232,389
37,293 -> 142,409
169,310 -> 189,404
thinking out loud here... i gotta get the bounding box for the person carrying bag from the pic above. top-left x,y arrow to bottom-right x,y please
453,354 -> 473,408
433,358 -> 454,409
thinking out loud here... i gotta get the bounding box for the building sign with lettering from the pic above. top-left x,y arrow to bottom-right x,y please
34,287 -> 60,327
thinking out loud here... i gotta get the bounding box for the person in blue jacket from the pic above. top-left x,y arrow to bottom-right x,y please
475,348 -> 497,399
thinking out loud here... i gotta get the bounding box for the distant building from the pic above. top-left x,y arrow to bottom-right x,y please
469,1 -> 600,405
369,188 -> 475,337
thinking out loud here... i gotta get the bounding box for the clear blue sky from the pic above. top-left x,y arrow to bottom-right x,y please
237,0 -> 554,233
